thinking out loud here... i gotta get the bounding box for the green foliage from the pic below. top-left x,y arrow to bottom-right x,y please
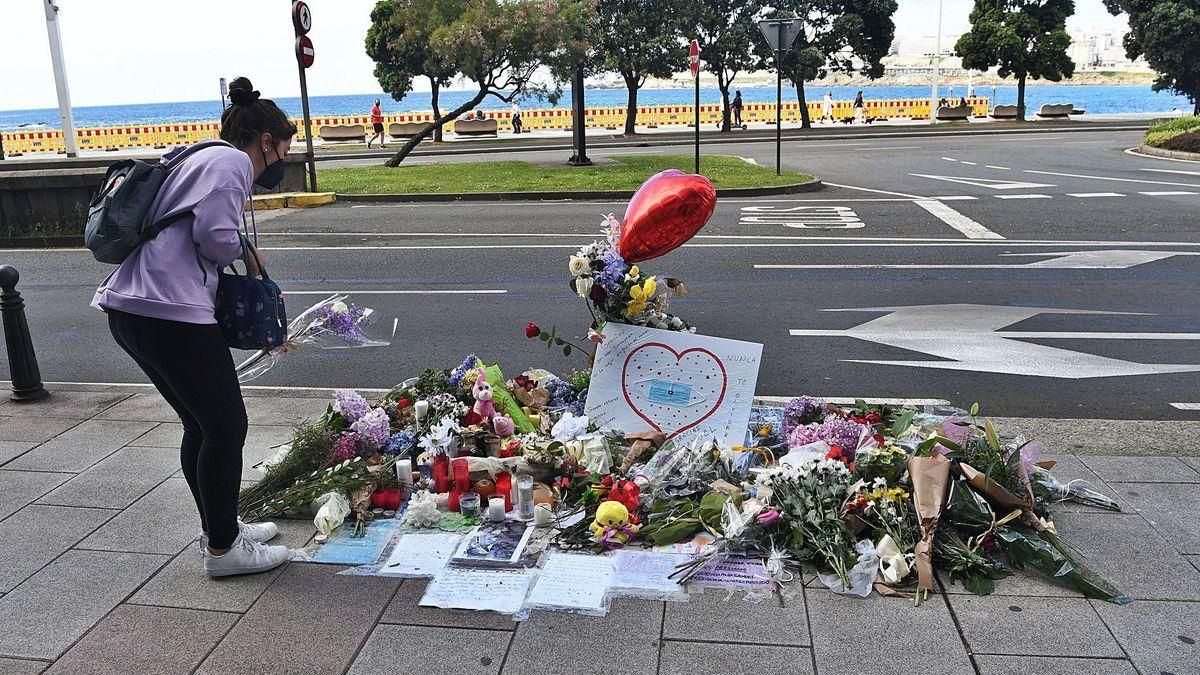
690,0 -> 765,130
955,0 -> 1076,120
238,422 -> 339,520
1105,0 -> 1200,114
1145,115 -> 1200,148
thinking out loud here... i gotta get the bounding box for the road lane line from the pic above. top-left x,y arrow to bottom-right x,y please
930,196 -> 978,200
283,289 -> 508,295
823,181 -> 928,199
913,200 -> 1005,239
985,165 -> 1011,170
1171,403 -> 1200,410
995,194 -> 1052,199
1025,169 -> 1200,188
1066,192 -> 1124,197
942,157 -> 957,162
1138,191 -> 1197,196
1140,168 -> 1200,176
960,161 -> 978,166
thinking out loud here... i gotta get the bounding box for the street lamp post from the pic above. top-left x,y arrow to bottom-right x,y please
43,0 -> 79,157
929,0 -> 944,125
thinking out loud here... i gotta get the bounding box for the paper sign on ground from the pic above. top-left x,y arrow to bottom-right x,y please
419,568 -> 533,614
311,518 -> 399,565
379,532 -> 462,577
525,552 -> 614,614
611,550 -> 690,600
585,323 -> 763,448
689,556 -> 772,588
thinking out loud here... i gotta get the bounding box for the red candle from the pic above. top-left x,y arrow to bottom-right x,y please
433,453 -> 451,493
495,471 -> 512,511
449,458 -> 470,512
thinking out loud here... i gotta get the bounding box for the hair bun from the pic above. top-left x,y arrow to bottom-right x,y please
227,76 -> 260,106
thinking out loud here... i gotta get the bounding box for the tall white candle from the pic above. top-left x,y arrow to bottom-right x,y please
487,497 -> 506,521
395,460 -> 413,499
414,400 -> 430,422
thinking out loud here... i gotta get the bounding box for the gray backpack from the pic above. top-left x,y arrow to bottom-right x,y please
84,140 -> 233,264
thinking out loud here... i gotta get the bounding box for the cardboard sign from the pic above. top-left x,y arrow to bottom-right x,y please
585,323 -> 762,448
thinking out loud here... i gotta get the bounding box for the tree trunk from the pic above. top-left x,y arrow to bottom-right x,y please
795,79 -> 811,129
385,90 -> 486,167
1016,74 -> 1027,122
719,84 -> 731,133
431,82 -> 443,143
1193,98 -> 1199,116
623,73 -> 639,136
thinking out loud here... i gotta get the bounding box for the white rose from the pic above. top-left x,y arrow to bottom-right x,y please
576,276 -> 594,299
568,256 -> 589,276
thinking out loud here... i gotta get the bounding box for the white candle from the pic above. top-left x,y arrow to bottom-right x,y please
414,400 -> 430,422
395,460 -> 413,499
487,497 -> 506,521
533,503 -> 553,527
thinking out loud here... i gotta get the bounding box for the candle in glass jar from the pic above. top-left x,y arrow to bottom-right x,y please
487,496 -> 506,521
459,492 -> 480,518
516,475 -> 535,521
533,503 -> 553,527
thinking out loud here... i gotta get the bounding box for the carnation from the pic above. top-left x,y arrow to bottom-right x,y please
783,396 -> 827,436
333,389 -> 370,423
351,408 -> 391,451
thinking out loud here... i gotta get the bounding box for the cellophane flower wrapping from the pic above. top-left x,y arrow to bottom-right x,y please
236,294 -> 390,382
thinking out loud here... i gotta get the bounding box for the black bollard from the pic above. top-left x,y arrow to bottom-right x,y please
0,265 -> 48,402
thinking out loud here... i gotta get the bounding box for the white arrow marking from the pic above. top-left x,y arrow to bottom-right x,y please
913,200 -> 1005,239
1171,403 -> 1200,410
754,250 -> 1200,270
789,303 -> 1200,379
910,174 -> 1056,190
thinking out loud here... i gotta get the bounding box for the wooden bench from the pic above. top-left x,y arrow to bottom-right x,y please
990,105 -> 1019,120
1037,103 -> 1075,119
388,122 -> 432,139
454,119 -> 499,137
935,104 -> 971,121
317,124 -> 366,143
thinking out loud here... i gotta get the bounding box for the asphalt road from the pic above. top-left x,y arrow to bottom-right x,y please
4,126 -> 1199,421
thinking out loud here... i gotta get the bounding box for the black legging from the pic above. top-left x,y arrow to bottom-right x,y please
108,309 -> 247,548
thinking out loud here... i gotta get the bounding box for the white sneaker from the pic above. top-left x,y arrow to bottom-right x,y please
199,519 -> 279,552
203,533 -> 289,577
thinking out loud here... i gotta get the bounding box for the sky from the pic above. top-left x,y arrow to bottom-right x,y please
0,0 -> 1129,112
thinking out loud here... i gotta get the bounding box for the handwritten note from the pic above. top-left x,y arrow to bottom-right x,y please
419,568 -> 533,615
611,550 -> 690,600
524,552 -> 615,613
585,323 -> 762,448
379,532 -> 462,577
689,556 -> 772,589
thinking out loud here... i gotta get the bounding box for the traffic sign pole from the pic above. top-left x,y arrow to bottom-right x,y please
776,47 -> 782,176
689,40 -> 700,174
757,18 -> 804,177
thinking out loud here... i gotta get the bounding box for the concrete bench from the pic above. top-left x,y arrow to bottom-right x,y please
318,124 -> 366,143
935,104 -> 971,121
990,105 -> 1019,120
388,122 -> 433,139
454,119 -> 499,137
1037,103 -> 1075,119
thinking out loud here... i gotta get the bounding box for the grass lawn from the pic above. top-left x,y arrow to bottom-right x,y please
1144,115 -> 1200,151
319,155 -> 813,194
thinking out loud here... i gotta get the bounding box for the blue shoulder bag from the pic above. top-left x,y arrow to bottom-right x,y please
214,202 -> 287,350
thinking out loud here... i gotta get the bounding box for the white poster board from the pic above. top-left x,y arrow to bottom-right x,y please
584,323 -> 762,448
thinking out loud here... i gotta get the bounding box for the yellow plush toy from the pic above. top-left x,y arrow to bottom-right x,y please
590,501 -> 639,546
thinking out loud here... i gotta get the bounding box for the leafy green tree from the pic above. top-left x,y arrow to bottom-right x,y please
366,0 -> 590,166
592,0 -> 689,135
756,1 -> 898,128
955,0 -> 1076,122
693,0 -> 764,132
1104,0 -> 1200,115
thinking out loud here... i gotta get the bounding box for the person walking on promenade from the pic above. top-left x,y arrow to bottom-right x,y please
731,90 -> 744,128
511,101 -> 523,134
821,91 -> 834,124
92,77 -> 294,578
368,98 -> 386,148
853,90 -> 865,124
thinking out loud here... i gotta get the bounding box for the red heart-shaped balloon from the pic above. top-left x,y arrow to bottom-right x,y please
619,169 -> 717,263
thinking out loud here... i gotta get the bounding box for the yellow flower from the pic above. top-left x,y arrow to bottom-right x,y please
758,424 -> 772,437
623,277 -> 656,317
629,265 -> 640,277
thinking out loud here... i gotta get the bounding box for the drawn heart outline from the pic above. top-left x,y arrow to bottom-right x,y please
621,342 -> 727,439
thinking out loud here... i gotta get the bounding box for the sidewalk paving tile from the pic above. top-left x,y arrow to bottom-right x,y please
0,392 -> 130,420
0,471 -> 73,521
0,504 -> 115,592
943,569 -> 1083,598
43,604 -> 236,675
950,595 -> 1122,657
1052,511 -> 1200,600
347,624 -> 510,675
0,442 -> 36,468
0,659 -> 46,675
0,550 -> 168,660
805,590 -> 973,675
1188,555 -> 1200,574
664,589 -> 810,646
130,519 -> 315,613
94,394 -> 177,423
659,642 -> 814,675
1081,455 -> 1200,483
1183,456 -> 1200,474
0,417 -> 80,444
379,578 -> 516,631
3,420 -> 156,473
241,397 -> 324,426
197,563 -> 399,675
502,599 -> 661,675
140,424 -> 293,480
1108,482 -> 1200,555
1093,599 -> 1200,675
77,478 -> 200,554
37,446 -> 178,510
974,655 -> 1136,674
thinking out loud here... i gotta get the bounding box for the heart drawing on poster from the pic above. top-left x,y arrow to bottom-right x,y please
620,342 -> 728,439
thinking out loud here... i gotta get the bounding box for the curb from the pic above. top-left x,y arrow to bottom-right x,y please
1133,144 -> 1200,162
248,192 -> 338,211
335,178 -> 823,203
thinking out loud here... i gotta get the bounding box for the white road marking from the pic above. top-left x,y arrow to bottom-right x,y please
1138,191 -> 1197,196
911,174 -> 1056,190
995,194 -> 1052,199
931,196 -> 978,201
1124,147 -> 1200,164
942,157 -> 957,162
740,205 -> 864,229
822,181 -> 928,199
1140,168 -> 1200,176
756,396 -> 951,406
1025,169 -> 1200,188
284,289 -> 508,295
985,165 -> 1011,170
913,200 -> 1005,240
1170,403 -> 1200,410
960,161 -> 978,166
1066,192 -> 1124,198
755,250 -> 1200,270
790,304 -> 1200,379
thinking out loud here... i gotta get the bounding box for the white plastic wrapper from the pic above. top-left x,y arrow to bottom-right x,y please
819,539 -> 880,597
236,294 -> 391,383
312,491 -> 351,537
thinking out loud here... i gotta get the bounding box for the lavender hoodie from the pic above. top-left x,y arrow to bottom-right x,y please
92,144 -> 251,324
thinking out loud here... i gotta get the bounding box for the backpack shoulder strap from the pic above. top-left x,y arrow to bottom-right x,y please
161,139 -> 236,171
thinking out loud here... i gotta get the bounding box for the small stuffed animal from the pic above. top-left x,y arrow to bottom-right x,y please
590,501 -> 639,546
493,415 -> 515,437
472,368 -> 497,421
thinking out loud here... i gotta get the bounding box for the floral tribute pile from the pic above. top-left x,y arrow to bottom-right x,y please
240,170 -> 1128,608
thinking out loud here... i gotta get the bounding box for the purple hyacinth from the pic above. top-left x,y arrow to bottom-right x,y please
383,430 -> 416,456
598,250 -> 627,293
333,389 -> 370,423
787,424 -> 821,448
317,305 -> 367,343
351,408 -> 391,451
786,415 -> 870,457
783,396 -> 827,437
448,354 -> 479,389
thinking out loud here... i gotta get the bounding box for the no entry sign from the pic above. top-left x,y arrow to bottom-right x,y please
296,35 -> 315,68
688,40 -> 699,78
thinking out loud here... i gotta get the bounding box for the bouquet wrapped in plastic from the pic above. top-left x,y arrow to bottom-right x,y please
236,294 -> 390,382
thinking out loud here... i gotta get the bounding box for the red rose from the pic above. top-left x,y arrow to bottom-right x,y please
398,398 -> 409,407
826,446 -> 843,460
873,434 -> 886,446
525,322 -> 541,338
